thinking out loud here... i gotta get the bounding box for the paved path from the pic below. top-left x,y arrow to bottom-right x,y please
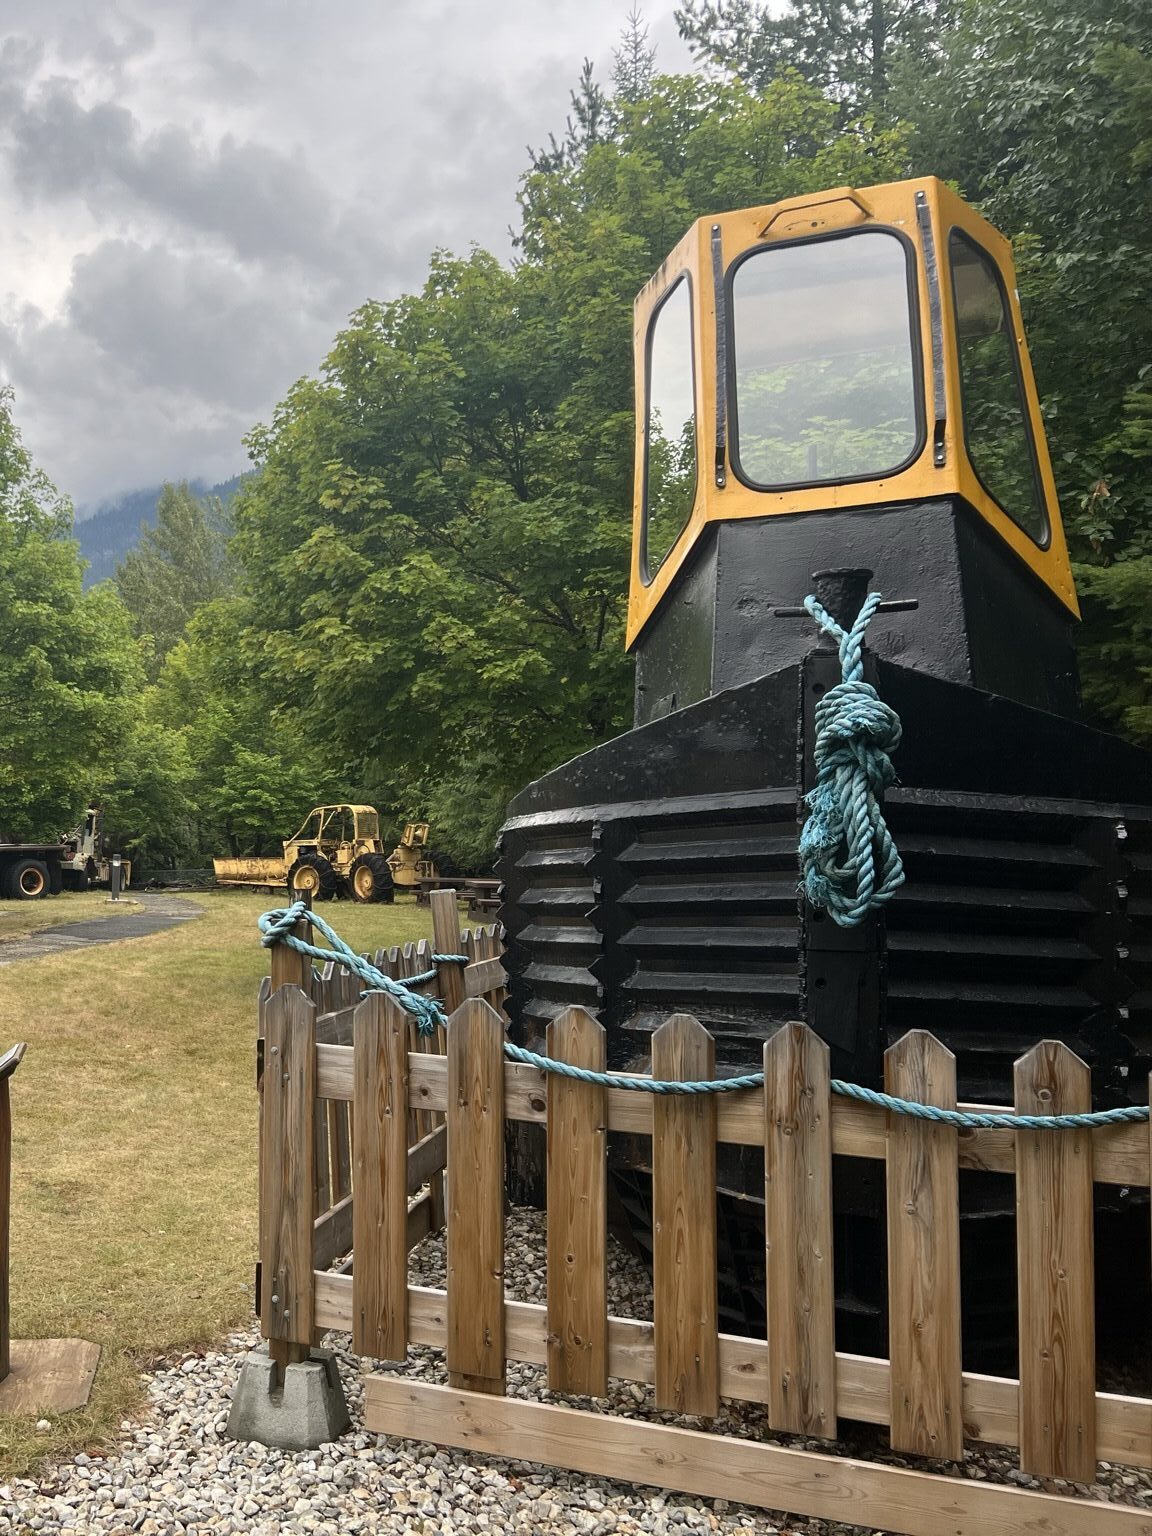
0,892 -> 204,965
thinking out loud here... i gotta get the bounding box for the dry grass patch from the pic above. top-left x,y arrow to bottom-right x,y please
0,890 -> 434,1477
0,890 -> 116,944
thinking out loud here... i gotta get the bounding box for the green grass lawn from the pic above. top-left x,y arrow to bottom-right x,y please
0,890 -> 435,1478
0,889 -> 117,944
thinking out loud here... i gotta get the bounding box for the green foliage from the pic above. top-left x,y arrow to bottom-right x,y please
151,600 -> 342,857
115,481 -> 234,680
893,0 -> 1152,728
677,0 -> 953,116
0,390 -> 146,839
1074,559 -> 1152,746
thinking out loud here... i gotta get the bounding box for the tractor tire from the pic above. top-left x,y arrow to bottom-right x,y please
48,860 -> 63,896
6,857 -> 50,900
428,849 -> 459,880
349,853 -> 395,904
286,853 -> 339,902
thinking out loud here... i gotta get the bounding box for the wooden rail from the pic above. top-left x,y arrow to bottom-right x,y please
257,955 -> 1152,1533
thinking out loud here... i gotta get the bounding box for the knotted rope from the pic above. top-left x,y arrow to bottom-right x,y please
799,590 -> 905,926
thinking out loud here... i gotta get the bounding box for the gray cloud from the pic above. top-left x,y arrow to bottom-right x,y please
0,1 -> 691,507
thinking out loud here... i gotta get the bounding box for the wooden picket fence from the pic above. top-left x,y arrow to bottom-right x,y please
256,891 -> 506,1346
257,921 -> 1152,1536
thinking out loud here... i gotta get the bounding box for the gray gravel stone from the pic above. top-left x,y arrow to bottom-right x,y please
1,1207 -> 1147,1536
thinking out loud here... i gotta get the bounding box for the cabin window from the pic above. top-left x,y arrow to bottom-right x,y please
644,277 -> 697,581
730,230 -> 921,489
949,231 -> 1047,544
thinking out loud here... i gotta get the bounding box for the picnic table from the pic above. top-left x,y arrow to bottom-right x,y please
416,877 -> 501,918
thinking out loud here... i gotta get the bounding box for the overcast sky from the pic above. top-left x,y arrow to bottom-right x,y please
0,1 -> 691,512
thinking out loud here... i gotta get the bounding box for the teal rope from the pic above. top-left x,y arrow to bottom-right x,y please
258,915 -> 1149,1129
259,902 -> 466,1036
504,1041 -> 765,1094
800,591 -> 905,926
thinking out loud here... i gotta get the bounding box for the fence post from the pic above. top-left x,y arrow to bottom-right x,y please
261,986 -> 317,1380
652,1014 -> 719,1418
546,1006 -> 608,1398
763,1023 -> 835,1438
447,998 -> 506,1395
885,1031 -> 962,1461
1015,1041 -> 1096,1482
0,1043 -> 27,1385
353,991 -> 410,1361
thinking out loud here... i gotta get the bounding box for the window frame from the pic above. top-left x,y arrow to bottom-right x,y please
947,227 -> 1050,550
642,271 -> 698,587
725,225 -> 928,495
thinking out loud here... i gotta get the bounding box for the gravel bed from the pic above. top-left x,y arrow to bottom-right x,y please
1,1208 -> 1148,1536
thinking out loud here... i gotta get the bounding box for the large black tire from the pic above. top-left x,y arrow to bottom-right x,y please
427,848 -> 459,880
5,857 -> 50,900
286,852 -> 339,902
48,859 -> 63,895
349,852 -> 394,904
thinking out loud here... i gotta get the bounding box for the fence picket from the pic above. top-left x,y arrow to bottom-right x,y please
885,1031 -> 963,1460
448,999 -> 506,1394
763,1023 -> 835,1437
546,1006 -> 608,1397
652,1014 -> 719,1417
1015,1041 -> 1096,1482
261,985 -> 315,1351
352,992 -> 410,1361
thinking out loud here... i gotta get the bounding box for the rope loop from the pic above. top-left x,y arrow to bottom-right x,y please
800,591 -> 905,926
258,901 -> 450,1035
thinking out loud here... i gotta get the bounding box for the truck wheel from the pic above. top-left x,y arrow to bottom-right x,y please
6,858 -> 50,900
349,853 -> 395,904
48,860 -> 63,895
287,853 -> 338,902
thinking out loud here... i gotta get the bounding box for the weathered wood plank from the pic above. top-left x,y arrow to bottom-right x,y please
313,1192 -> 353,1270
363,1379 -> 1152,1536
0,1337 -> 101,1415
313,1273 -> 1152,1468
763,1023 -> 835,1437
465,956 -> 507,1001
885,1031 -> 963,1461
310,1045 -> 1152,1187
407,1124 -> 448,1194
1015,1042 -> 1096,1482
447,998 -> 506,1393
546,1007 -> 608,1397
261,986 -> 315,1350
431,891 -> 466,1015
652,1014 -> 718,1417
352,993 -> 410,1361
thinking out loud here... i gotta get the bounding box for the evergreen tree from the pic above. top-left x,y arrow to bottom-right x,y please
613,7 -> 657,103
115,481 -> 234,680
676,0 -> 953,117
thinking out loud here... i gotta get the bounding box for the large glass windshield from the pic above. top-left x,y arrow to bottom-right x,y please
731,230 -> 921,488
949,231 -> 1046,543
644,277 -> 697,580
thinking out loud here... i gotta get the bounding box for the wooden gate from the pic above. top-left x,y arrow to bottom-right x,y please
257,949 -> 1152,1535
